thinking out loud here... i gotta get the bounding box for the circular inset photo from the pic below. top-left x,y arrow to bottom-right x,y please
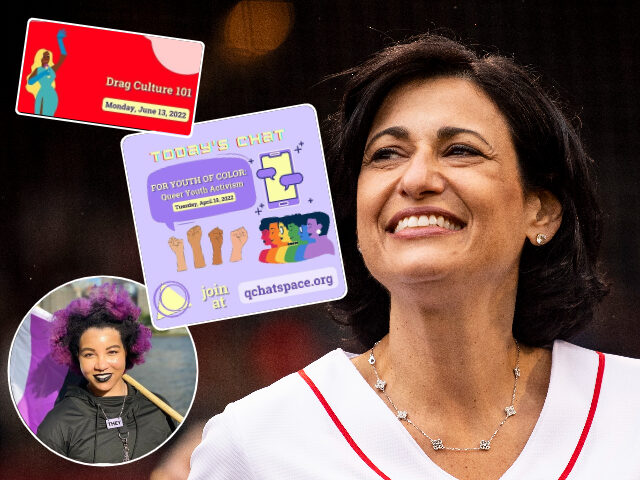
8,276 -> 198,466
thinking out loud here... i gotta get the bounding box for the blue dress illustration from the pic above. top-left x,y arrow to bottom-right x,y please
34,67 -> 58,116
26,29 -> 67,117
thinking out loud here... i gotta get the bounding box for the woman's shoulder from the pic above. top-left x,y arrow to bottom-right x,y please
36,386 -> 95,454
548,341 -> 640,476
553,340 -> 640,397
188,349 -> 355,480
229,348 -> 351,414
37,400 -> 68,437
38,386 -> 94,424
129,386 -> 177,431
555,339 -> 640,373
552,340 -> 640,431
223,349 -> 348,418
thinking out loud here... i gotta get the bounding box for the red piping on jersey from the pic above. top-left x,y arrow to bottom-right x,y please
299,369 -> 392,480
301,350 -> 605,480
558,351 -> 605,480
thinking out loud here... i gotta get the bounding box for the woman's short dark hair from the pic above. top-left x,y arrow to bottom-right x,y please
307,211 -> 330,236
326,33 -> 608,348
50,283 -> 152,371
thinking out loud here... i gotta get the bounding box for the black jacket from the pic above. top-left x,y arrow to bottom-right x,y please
37,382 -> 176,463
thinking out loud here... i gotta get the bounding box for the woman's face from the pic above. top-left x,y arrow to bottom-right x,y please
299,225 -> 313,242
287,223 -> 301,243
307,218 -> 321,239
78,327 -> 127,397
268,222 -> 283,246
41,51 -> 50,67
261,228 -> 273,246
357,76 -> 543,293
278,222 -> 292,243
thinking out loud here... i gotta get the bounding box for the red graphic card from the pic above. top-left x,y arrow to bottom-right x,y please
16,19 -> 203,136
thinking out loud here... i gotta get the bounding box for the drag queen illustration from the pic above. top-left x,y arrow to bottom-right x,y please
26,29 -> 67,116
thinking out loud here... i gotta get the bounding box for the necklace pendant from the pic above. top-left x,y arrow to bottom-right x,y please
431,439 -> 444,451
396,410 -> 407,420
118,429 -> 130,462
106,417 -> 123,429
374,379 -> 386,391
505,405 -> 516,417
479,440 -> 491,450
368,353 -> 375,365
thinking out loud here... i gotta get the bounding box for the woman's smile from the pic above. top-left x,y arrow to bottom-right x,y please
93,373 -> 113,383
387,206 -> 465,236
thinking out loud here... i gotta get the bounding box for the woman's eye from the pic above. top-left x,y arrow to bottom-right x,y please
368,147 -> 402,162
445,144 -> 483,157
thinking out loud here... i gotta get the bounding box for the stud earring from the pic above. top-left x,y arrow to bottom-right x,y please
536,233 -> 547,245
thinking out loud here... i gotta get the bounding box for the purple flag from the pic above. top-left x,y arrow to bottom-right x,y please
10,307 -> 68,433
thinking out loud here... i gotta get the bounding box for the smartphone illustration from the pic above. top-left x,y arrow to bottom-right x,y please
260,150 -> 300,208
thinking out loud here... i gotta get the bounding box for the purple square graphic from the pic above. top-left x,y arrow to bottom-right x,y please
121,104 -> 347,329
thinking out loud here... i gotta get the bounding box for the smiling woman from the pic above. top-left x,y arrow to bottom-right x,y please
357,76 -> 556,295
36,283 -> 176,464
188,34 -> 640,480
77,327 -> 128,397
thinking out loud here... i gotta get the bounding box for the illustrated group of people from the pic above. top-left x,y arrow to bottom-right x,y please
258,211 -> 335,263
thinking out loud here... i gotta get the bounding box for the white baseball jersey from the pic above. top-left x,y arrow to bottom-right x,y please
189,341 -> 640,479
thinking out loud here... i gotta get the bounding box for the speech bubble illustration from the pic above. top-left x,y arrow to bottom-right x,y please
256,167 -> 276,180
280,172 -> 303,190
147,157 -> 256,230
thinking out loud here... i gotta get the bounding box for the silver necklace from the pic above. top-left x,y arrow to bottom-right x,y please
368,339 -> 520,452
97,390 -> 130,462
97,395 -> 127,429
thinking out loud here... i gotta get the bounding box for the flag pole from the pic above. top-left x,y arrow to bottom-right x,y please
123,373 -> 184,423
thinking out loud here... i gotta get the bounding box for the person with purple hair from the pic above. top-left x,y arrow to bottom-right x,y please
36,283 -> 176,464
